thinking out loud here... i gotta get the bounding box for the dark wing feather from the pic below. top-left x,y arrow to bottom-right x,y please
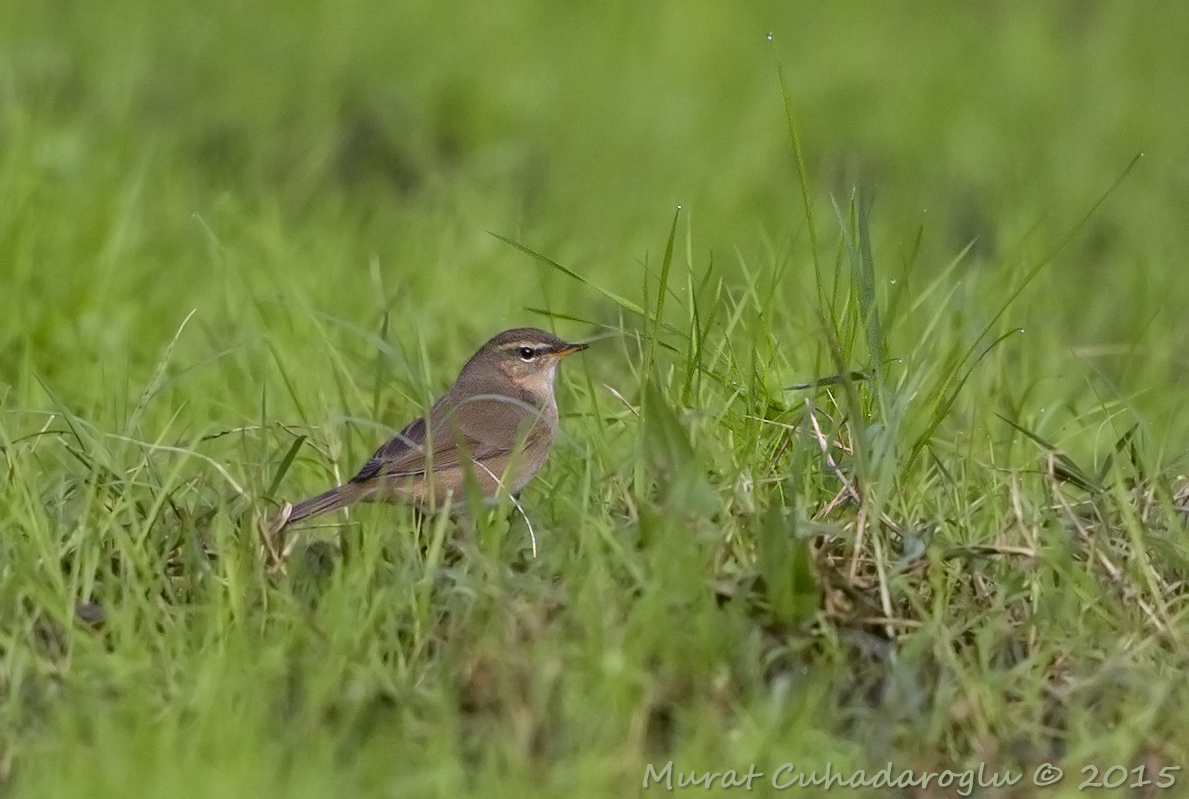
350,416 -> 426,483
349,413 -> 508,484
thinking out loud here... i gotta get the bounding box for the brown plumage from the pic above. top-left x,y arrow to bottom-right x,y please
282,328 -> 587,526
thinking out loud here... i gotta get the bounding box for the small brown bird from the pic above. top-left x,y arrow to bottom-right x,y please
281,328 -> 587,526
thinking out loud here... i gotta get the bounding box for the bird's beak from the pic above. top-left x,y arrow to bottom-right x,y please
556,342 -> 590,356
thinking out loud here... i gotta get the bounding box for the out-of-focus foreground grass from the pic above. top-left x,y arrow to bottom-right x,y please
2,1 -> 1189,796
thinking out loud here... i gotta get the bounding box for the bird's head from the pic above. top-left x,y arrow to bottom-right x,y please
460,328 -> 588,398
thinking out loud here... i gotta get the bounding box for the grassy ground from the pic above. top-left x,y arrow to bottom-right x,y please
3,1 -> 1189,796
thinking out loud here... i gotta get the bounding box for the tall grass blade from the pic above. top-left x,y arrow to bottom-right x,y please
491,233 -> 646,318
645,207 -> 681,377
126,308 -> 196,435
771,39 -> 826,325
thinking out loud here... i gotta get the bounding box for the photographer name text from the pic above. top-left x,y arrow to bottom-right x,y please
642,761 -> 1180,793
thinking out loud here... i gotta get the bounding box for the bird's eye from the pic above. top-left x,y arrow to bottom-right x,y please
517,346 -> 535,361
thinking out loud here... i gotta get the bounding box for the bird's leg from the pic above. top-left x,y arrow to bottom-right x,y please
471,457 -> 538,558
261,502 -> 294,573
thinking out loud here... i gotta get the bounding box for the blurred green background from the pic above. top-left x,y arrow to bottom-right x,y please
4,1 -> 1189,796
5,1 -> 1188,385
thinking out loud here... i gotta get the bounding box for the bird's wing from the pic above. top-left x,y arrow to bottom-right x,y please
348,414 -> 506,485
349,393 -> 552,486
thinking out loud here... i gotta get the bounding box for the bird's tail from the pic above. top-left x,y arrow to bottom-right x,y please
285,486 -> 351,525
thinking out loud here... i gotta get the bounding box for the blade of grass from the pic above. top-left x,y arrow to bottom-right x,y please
995,412 -> 1101,493
490,233 -> 644,322
265,434 -> 308,499
645,206 -> 681,378
908,326 -> 1025,471
126,308 -> 197,436
770,36 -> 827,328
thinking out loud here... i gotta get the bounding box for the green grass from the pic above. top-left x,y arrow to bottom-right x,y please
4,1 -> 1189,796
